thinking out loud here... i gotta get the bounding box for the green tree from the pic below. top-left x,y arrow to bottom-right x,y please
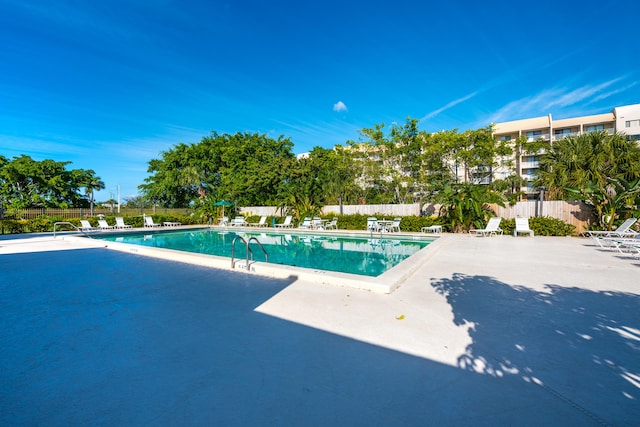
77,169 -> 105,215
0,155 -> 94,209
140,132 -> 295,208
535,131 -> 640,227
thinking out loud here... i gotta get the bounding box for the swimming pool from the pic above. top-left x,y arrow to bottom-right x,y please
94,228 -> 433,277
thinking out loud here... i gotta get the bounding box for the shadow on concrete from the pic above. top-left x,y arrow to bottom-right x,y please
1,247 -> 635,425
432,273 -> 640,425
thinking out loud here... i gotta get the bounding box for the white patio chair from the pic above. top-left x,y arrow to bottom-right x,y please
79,220 -> 98,231
469,217 -> 503,237
585,218 -> 637,238
230,216 -> 248,226
514,217 -> 534,237
115,217 -> 132,229
325,218 -> 338,230
387,218 -> 401,233
249,216 -> 268,227
275,215 -> 293,228
98,219 -> 115,230
144,216 -> 162,228
298,217 -> 312,229
367,217 -> 380,232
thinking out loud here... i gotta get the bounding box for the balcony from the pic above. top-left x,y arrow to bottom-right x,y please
551,132 -> 579,141
526,133 -> 550,142
520,160 -> 539,169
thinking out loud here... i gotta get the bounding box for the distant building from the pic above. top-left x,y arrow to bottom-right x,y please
491,103 -> 640,195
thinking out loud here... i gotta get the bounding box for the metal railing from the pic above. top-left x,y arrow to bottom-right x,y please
230,235 -> 268,269
53,221 -> 94,239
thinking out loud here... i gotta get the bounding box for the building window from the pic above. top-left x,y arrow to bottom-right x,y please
499,135 -> 512,142
586,124 -> 605,132
554,128 -> 572,136
526,130 -> 543,141
626,119 -> 640,127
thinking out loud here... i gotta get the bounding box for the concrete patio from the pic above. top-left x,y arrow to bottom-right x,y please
1,232 -> 638,425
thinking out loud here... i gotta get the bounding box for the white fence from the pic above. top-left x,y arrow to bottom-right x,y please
240,204 -> 421,217
242,200 -> 593,233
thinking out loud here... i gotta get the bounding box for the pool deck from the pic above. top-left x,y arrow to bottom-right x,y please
1,231 -> 638,425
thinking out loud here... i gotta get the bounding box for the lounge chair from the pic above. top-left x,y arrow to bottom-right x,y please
144,216 -> 162,228
115,217 -> 132,229
367,217 -> 381,232
79,220 -> 98,231
218,216 -> 229,227
585,218 -> 637,238
469,217 -> 503,237
616,239 -> 640,258
593,236 -> 640,252
298,217 -> 312,229
275,215 -> 293,228
98,219 -> 115,230
230,216 -> 247,227
249,216 -> 268,227
421,225 -> 442,234
325,218 -> 338,230
514,217 -> 534,237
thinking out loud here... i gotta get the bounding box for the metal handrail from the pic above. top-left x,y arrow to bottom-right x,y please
53,221 -> 93,239
231,235 -> 268,269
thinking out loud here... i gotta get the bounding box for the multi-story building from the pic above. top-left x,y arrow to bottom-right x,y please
492,103 -> 640,195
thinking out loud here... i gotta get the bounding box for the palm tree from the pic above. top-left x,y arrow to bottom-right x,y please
536,131 -> 640,227
433,183 -> 506,233
81,171 -> 105,216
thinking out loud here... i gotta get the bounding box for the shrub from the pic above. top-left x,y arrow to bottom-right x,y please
529,216 -> 575,236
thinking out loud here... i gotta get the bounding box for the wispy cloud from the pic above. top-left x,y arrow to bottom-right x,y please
587,81 -> 638,104
420,91 -> 478,122
333,101 -> 348,112
486,77 -> 629,123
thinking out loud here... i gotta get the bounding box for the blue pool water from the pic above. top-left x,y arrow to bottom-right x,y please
94,229 -> 433,277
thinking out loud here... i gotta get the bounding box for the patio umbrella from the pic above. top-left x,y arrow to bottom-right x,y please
213,200 -> 233,217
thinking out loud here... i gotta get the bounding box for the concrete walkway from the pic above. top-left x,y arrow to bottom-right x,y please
1,233 -> 638,425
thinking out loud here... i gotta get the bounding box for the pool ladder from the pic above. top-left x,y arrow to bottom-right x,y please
53,221 -> 94,239
231,235 -> 268,270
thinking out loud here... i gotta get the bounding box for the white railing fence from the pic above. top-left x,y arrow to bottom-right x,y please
243,200 -> 593,233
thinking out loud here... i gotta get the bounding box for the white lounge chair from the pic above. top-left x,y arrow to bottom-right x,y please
79,220 -> 98,231
144,216 -> 162,228
230,216 -> 247,227
249,216 -> 268,227
115,217 -> 132,229
298,217 -> 312,229
275,215 -> 293,228
218,216 -> 229,227
585,218 -> 637,238
421,225 -> 442,234
98,219 -> 115,230
594,236 -> 640,253
514,217 -> 534,237
469,217 -> 503,237
162,221 -> 182,227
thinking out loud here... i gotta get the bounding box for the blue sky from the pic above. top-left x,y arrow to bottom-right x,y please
1,0 -> 638,200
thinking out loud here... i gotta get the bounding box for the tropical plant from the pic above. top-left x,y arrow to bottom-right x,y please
77,169 -> 105,215
566,177 -> 640,229
535,131 -> 640,227
431,183 -> 506,232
